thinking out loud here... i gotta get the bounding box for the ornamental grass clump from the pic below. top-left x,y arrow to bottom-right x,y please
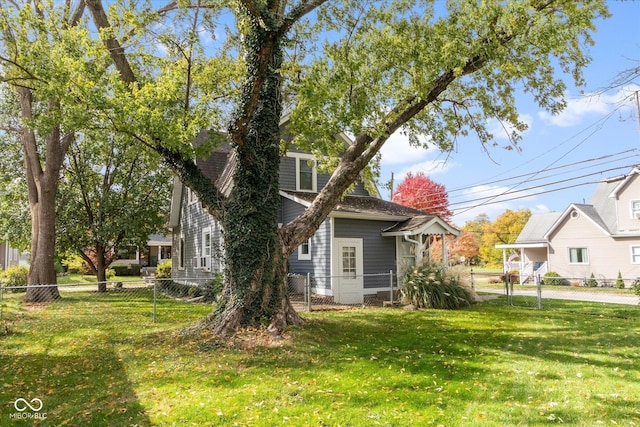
402,264 -> 475,309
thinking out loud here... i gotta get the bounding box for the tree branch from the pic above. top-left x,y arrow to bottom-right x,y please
279,0 -> 329,36
280,54 -> 487,252
84,0 -> 136,84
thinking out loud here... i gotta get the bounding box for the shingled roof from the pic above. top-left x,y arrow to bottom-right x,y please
281,190 -> 425,218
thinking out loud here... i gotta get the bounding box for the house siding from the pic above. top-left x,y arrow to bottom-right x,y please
614,174 -> 640,233
333,217 -> 397,289
279,152 -> 369,196
171,188 -> 222,282
548,210 -> 640,280
282,197 -> 331,291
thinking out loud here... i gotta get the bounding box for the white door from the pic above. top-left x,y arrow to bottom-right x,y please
333,238 -> 364,304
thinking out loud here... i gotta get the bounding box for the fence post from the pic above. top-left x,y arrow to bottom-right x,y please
389,270 -> 394,304
536,274 -> 542,310
505,273 -> 512,306
306,273 -> 312,312
153,280 -> 157,323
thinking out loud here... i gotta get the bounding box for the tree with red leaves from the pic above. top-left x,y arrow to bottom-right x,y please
392,172 -> 453,221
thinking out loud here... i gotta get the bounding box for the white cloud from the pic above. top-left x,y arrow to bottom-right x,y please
379,128 -> 433,165
487,114 -> 533,140
538,85 -> 639,127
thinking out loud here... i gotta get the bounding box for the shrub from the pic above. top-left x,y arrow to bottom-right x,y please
632,278 -> 640,296
586,273 -> 598,287
500,270 -> 519,284
201,274 -> 223,303
111,264 -> 141,276
402,264 -> 475,310
1,266 -> 29,291
105,268 -> 116,280
542,271 -> 568,286
615,271 -> 625,289
155,261 -> 172,279
65,255 -> 91,275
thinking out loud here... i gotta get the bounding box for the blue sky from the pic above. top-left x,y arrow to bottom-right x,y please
378,1 -> 640,227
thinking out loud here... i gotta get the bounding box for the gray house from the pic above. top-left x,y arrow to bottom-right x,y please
168,123 -> 459,303
497,167 -> 640,283
0,240 -> 29,270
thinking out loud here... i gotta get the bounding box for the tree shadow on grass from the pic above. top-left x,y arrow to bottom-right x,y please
0,349 -> 151,426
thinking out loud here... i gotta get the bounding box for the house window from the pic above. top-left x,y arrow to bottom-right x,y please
568,247 -> 588,264
632,200 -> 640,219
188,188 -> 197,204
342,246 -> 357,278
298,238 -> 311,261
296,156 -> 316,192
632,246 -> 640,264
201,228 -> 211,271
178,235 -> 185,270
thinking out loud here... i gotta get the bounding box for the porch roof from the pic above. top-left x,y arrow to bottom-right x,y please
381,215 -> 459,237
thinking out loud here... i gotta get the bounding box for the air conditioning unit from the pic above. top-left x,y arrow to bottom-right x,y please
201,257 -> 210,272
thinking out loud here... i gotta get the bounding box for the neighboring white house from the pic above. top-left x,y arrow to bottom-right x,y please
497,167 -> 640,283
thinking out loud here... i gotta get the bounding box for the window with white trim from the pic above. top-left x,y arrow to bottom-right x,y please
295,155 -> 317,192
178,234 -> 185,270
199,228 -> 211,271
298,238 -> 311,261
568,247 -> 588,264
632,200 -> 640,219
631,246 -> 640,264
342,246 -> 357,278
188,188 -> 197,204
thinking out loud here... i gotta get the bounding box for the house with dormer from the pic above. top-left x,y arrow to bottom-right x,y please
497,167 -> 640,283
167,120 -> 459,304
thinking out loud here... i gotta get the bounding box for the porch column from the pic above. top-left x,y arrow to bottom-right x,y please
502,248 -> 507,273
441,233 -> 448,268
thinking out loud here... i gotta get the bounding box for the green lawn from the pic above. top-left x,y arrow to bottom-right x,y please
1,290 -> 639,426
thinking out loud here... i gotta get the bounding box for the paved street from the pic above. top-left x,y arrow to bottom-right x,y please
481,286 -> 640,306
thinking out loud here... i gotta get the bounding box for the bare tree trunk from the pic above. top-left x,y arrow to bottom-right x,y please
95,246 -> 108,292
18,89 -> 66,302
25,175 -> 60,302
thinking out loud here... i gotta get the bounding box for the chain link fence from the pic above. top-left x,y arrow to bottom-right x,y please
468,270 -> 640,308
0,278 -> 219,326
2,270 -> 637,329
288,271 -> 400,311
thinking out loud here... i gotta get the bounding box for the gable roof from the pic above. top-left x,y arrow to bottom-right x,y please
542,203 -> 611,240
281,190 -> 459,236
381,215 -> 460,237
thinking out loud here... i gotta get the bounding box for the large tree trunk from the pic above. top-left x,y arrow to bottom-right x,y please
25,175 -> 61,302
95,247 -> 108,293
207,25 -> 303,336
19,89 -> 64,303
